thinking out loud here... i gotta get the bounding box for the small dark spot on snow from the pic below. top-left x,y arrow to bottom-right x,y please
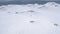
0,7 -> 4,9
20,12 -> 24,13
30,15 -> 32,16
15,12 -> 19,14
8,12 -> 10,13
55,5 -> 58,7
54,24 -> 58,26
30,21 -> 35,23
28,10 -> 35,13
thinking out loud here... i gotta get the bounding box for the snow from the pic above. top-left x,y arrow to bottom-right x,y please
0,2 -> 60,34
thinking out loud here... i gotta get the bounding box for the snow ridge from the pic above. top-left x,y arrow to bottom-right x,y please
0,2 -> 60,9
44,2 -> 60,7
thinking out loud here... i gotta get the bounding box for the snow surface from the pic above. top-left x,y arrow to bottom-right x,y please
0,2 -> 60,34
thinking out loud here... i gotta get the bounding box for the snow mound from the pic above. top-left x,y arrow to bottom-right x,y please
44,2 -> 60,7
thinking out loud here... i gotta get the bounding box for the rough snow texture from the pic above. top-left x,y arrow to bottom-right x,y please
0,2 -> 60,34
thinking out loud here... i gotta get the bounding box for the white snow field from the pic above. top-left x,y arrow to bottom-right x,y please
0,2 -> 60,34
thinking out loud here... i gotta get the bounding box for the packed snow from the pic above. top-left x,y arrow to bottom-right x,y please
0,2 -> 60,34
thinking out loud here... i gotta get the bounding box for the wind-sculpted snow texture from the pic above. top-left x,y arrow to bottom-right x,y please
0,2 -> 60,34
